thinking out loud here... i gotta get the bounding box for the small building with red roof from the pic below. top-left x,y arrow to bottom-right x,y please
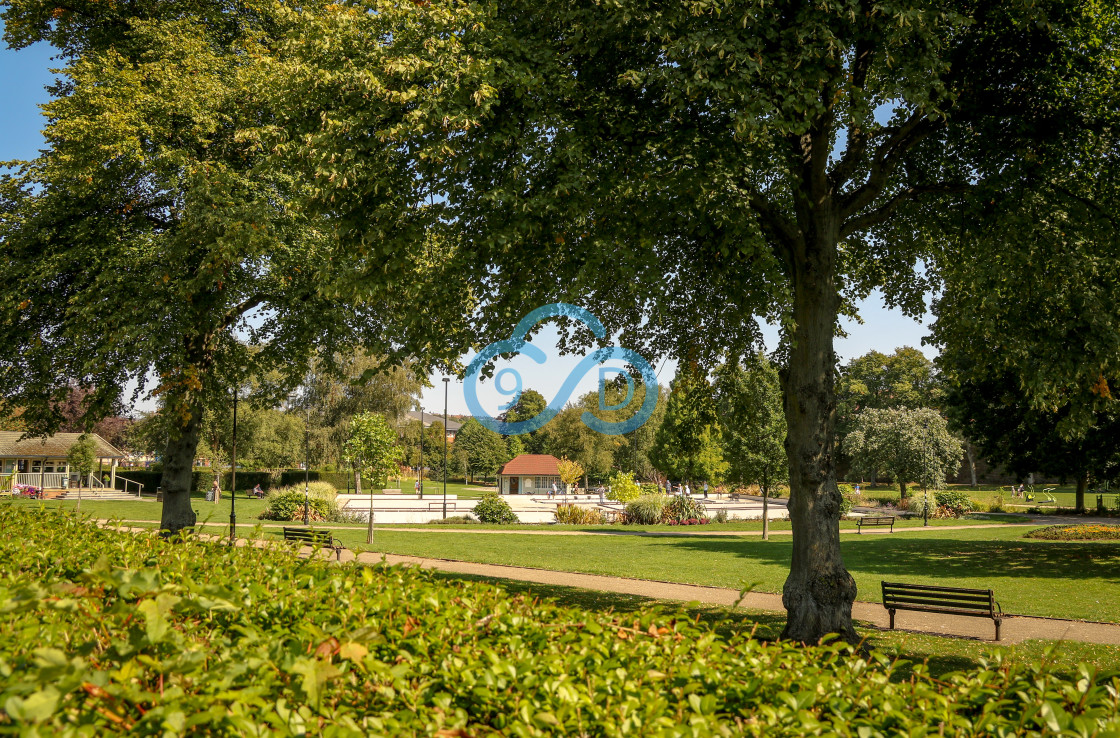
497,454 -> 561,495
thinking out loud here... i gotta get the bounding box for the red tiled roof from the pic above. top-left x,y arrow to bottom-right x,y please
498,454 -> 560,477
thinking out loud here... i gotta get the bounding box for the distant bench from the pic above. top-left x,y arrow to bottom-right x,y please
282,527 -> 344,561
882,581 -> 1004,641
856,515 -> 895,534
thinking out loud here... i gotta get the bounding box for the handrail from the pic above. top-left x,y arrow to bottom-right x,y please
116,475 -> 145,497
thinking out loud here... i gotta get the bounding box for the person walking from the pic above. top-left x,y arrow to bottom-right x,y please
703,481 -> 708,498
684,483 -> 691,497
551,481 -> 558,498
210,479 -> 221,503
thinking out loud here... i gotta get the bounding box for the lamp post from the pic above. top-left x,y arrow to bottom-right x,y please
443,377 -> 450,519
229,386 -> 237,545
289,391 -> 311,526
303,403 -> 310,526
418,409 -> 424,498
921,419 -> 931,527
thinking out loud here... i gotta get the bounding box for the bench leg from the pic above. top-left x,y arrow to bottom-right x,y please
889,609 -> 896,630
994,619 -> 1001,642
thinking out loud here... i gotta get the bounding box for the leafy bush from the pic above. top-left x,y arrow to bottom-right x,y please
837,483 -> 855,496
934,489 -> 975,517
713,508 -> 729,523
268,481 -> 338,500
662,495 -> 707,524
638,483 -> 662,496
624,494 -> 666,525
472,492 -> 519,524
554,503 -> 604,525
258,489 -> 336,522
839,493 -> 855,517
607,471 -> 642,502
427,515 -> 479,525
4,504 -> 1120,735
1026,524 -> 1120,540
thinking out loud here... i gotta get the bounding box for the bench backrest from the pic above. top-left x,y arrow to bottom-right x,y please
862,516 -> 894,524
881,581 -> 995,617
282,527 -> 332,544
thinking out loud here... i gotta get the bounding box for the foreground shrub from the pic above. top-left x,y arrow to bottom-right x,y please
662,495 -> 707,524
606,471 -> 642,502
1026,523 -> 1120,540
624,493 -> 666,524
554,503 -> 604,525
3,503 -> 1120,736
471,492 -> 519,524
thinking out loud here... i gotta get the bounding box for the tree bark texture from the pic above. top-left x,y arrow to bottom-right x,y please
159,400 -> 203,534
780,227 -> 858,644
1076,471 -> 1088,513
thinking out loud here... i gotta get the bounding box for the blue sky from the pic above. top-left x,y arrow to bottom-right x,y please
1,36 -> 935,417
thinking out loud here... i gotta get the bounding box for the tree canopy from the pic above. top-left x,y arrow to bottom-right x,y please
843,408 -> 964,498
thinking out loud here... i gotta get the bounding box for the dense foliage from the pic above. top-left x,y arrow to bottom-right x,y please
606,471 -> 642,503
3,504 -> 1120,735
844,408 -> 964,498
1026,524 -> 1120,541
662,496 -> 709,525
471,492 -> 519,524
624,494 -> 667,525
553,504 -> 604,525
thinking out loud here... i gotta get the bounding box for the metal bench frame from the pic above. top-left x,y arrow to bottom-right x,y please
856,515 -> 895,533
282,527 -> 344,561
882,581 -> 1004,640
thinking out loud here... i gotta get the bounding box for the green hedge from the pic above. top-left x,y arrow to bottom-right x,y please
2,503 -> 1119,735
112,470 -> 278,494
278,470 -> 353,490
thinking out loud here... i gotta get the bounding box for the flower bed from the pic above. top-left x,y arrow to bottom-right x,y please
3,503 -> 1120,735
1025,523 -> 1120,541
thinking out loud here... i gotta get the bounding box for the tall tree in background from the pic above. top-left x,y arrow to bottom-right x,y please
836,349 -> 943,434
715,354 -> 787,539
651,365 -> 726,486
301,353 -> 423,468
502,389 -> 548,454
844,408 -> 963,498
454,418 -> 510,483
0,0 -> 468,532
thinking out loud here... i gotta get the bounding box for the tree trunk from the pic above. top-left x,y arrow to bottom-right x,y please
780,226 -> 858,644
1076,471 -> 1088,512
898,479 -> 908,500
965,442 -> 978,487
762,483 -> 769,541
159,399 -> 203,534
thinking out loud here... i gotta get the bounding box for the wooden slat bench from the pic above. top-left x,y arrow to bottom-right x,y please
882,581 -> 1004,641
282,527 -> 344,561
856,515 -> 895,534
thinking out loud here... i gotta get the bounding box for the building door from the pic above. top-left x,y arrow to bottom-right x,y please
509,477 -> 520,495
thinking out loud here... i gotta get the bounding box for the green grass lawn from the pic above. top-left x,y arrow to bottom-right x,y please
333,526 -> 1120,623
435,572 -> 1120,679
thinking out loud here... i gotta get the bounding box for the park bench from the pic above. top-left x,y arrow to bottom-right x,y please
856,515 -> 895,534
882,581 -> 1004,641
282,527 -> 344,561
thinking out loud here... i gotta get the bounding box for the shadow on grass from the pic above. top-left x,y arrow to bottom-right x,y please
657,534 -> 1120,584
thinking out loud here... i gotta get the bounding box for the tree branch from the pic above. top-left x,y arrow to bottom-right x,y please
830,39 -> 875,188
741,180 -> 801,271
839,112 -> 940,218
840,182 -> 972,237
219,295 -> 267,332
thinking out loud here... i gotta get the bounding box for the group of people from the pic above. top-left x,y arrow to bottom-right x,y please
662,480 -> 709,497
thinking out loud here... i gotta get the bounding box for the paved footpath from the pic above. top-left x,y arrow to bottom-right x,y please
97,519 -> 1120,646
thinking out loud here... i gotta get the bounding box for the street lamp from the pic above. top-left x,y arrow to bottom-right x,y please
921,419 -> 932,527
229,386 -> 238,545
289,391 -> 311,526
443,377 -> 450,519
418,409 -> 424,498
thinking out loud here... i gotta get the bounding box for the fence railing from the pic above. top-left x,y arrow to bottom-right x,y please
16,472 -> 67,489
116,475 -> 144,497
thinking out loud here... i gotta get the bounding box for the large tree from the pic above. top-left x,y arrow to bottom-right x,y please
454,417 -> 510,482
0,0 -> 466,532
278,0 -> 1119,642
650,365 -> 727,485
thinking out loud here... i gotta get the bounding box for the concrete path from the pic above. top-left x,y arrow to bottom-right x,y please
339,549 -> 1120,646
